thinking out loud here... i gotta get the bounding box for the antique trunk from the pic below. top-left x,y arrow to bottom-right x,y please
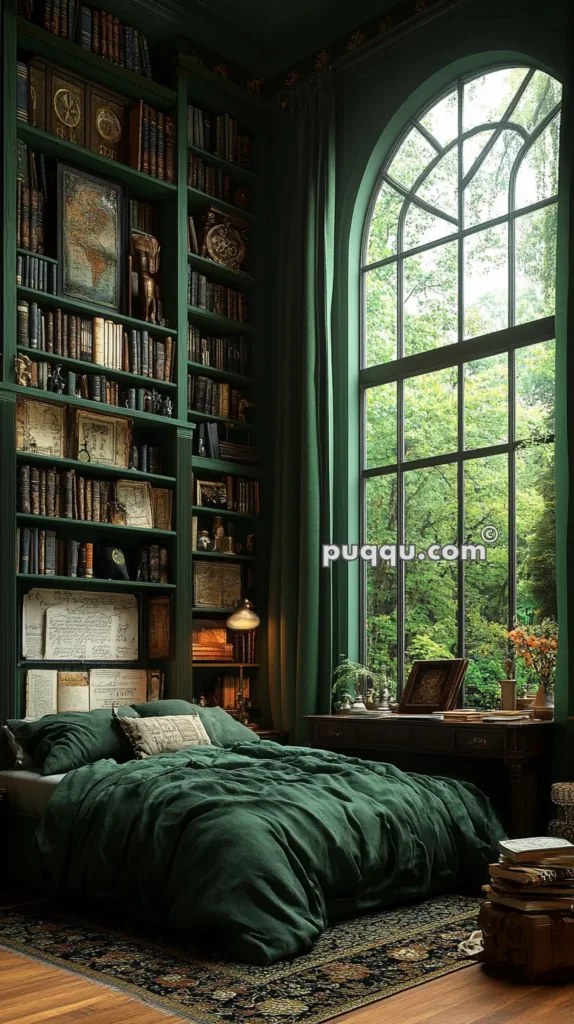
479,901 -> 574,982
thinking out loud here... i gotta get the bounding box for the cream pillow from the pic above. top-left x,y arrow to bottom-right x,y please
115,713 -> 212,759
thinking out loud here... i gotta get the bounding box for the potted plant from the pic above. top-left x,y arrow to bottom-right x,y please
508,619 -> 558,720
331,656 -> 376,713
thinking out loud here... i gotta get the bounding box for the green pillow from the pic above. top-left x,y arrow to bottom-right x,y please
7,706 -> 138,776
132,699 -> 195,718
130,700 -> 261,747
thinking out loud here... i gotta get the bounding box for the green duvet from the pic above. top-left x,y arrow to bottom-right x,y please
31,742 -> 504,964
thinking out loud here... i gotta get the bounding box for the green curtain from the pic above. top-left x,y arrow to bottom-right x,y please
554,10 -> 574,779
267,72 -> 335,744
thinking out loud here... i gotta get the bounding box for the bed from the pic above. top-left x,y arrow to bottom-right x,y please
2,702 -> 505,964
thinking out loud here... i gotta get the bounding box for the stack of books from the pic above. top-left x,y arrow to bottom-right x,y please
484,837 -> 574,912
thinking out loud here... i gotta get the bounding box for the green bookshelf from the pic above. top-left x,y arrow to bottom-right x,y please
0,0 -> 268,721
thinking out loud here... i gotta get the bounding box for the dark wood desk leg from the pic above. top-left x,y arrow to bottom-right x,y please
505,757 -> 538,838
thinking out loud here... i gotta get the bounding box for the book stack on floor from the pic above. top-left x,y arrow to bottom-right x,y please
483,837 -> 574,912
479,837 -> 574,981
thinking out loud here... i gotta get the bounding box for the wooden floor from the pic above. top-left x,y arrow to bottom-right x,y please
1,949 -> 573,1024
1,891 -> 573,1024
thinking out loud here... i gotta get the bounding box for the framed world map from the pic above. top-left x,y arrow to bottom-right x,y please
57,163 -> 126,311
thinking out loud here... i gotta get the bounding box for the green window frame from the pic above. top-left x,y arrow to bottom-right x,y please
360,65 -> 560,701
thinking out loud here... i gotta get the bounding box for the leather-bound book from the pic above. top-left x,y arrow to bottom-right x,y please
149,107 -> 157,177
39,469 -> 47,515
84,541 -> 94,578
19,465 -> 31,514
30,466 -> 40,515
62,469 -> 74,519
45,530 -> 56,575
148,544 -> 160,582
159,547 -> 169,584
165,116 -> 176,183
46,467 -> 57,517
157,111 -> 165,180
20,528 -> 31,574
67,539 -> 79,578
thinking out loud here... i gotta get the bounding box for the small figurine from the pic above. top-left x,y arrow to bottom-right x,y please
15,353 -> 33,387
160,395 -> 173,418
49,364 -> 66,394
131,232 -> 161,324
197,530 -> 212,551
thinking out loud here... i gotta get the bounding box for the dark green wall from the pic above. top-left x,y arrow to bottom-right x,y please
331,0 -> 574,775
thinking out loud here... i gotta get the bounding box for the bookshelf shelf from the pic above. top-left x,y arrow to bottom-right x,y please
17,247 -> 58,265
16,17 -> 177,110
17,287 -> 177,337
16,451 -> 176,485
188,144 -> 256,185
17,346 -> 177,391
187,186 -> 255,223
193,551 -> 255,562
192,455 -> 259,477
17,124 -> 178,200
17,513 -> 176,539
192,662 -> 260,668
10,382 -> 178,427
187,251 -> 256,289
192,505 -> 256,519
187,361 -> 254,388
187,305 -> 254,335
192,607 -> 237,614
17,574 -> 176,590
188,410 -> 255,430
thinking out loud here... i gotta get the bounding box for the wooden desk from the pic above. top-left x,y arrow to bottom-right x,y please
306,715 -> 554,838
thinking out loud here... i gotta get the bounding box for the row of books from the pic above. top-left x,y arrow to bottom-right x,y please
195,476 -> 260,515
16,183 -> 45,253
188,153 -> 250,209
188,376 -> 251,421
137,544 -> 169,584
21,359 -> 175,417
131,444 -> 163,475
16,145 -> 48,253
483,837 -> 574,913
188,271 -> 248,322
16,528 -> 169,582
17,253 -> 56,293
18,2 -> 153,79
195,421 -> 257,464
231,630 -> 257,664
130,199 -> 157,236
17,301 -> 176,381
188,327 -> 251,377
129,101 -> 176,183
18,528 -> 94,576
187,105 -> 252,169
18,465 -> 171,524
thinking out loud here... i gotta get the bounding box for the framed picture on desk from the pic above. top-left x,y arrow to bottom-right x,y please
398,659 -> 468,714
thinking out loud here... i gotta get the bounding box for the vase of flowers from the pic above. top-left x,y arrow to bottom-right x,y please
508,619 -> 558,720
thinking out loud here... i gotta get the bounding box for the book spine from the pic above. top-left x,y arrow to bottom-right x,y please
16,62 -> 29,123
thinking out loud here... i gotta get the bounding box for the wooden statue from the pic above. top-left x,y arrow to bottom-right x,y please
131,232 -> 160,324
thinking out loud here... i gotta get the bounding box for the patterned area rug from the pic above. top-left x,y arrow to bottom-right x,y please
0,894 -> 480,1023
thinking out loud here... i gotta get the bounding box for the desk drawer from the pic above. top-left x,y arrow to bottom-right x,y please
410,727 -> 455,751
312,722 -> 356,748
455,729 -> 505,752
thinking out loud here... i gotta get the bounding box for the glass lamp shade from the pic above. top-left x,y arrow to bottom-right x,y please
226,599 -> 260,631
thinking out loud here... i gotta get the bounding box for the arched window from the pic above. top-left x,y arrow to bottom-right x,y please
361,66 -> 560,706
